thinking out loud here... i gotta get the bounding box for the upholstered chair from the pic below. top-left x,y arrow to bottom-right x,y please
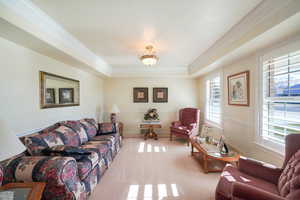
170,108 -> 200,146
215,134 -> 300,200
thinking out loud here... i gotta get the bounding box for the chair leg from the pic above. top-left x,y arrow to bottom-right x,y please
187,140 -> 190,146
170,133 -> 173,141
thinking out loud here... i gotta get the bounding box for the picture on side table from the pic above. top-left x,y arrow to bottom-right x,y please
59,88 -> 74,104
227,70 -> 249,106
153,87 -> 168,103
133,87 -> 148,103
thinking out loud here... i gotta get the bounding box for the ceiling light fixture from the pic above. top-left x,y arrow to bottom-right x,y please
140,45 -> 158,66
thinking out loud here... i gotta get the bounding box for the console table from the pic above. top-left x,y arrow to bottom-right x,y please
140,122 -> 162,140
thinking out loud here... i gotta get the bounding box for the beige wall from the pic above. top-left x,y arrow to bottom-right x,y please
0,37 -> 104,136
104,78 -> 198,137
197,55 -> 284,166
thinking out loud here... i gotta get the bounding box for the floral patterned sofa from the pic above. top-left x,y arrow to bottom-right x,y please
0,118 -> 122,200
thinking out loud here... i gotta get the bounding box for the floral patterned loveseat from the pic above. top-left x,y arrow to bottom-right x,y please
0,118 -> 122,200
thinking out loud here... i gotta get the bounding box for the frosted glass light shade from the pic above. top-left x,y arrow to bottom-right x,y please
110,104 -> 120,114
0,121 -> 26,161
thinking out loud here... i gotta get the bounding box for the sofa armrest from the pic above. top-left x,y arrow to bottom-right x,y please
232,182 -> 285,200
171,121 -> 182,127
238,157 -> 282,184
2,156 -> 85,199
98,122 -> 123,135
0,164 -> 3,186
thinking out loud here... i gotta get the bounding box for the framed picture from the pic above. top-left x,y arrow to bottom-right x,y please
133,87 -> 148,103
153,87 -> 168,103
40,71 -> 80,109
45,88 -> 55,104
59,88 -> 74,104
227,70 -> 249,106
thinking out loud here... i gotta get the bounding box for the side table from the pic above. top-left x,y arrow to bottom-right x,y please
140,122 -> 162,140
0,182 -> 46,200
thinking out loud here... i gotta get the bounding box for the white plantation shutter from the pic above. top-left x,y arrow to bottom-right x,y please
262,50 -> 300,143
206,76 -> 221,124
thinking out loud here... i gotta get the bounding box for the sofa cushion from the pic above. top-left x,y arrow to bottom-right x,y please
81,141 -> 112,167
79,119 -> 98,140
23,131 -> 65,156
278,149 -> 300,198
216,164 -> 279,199
53,125 -> 81,146
59,121 -> 88,144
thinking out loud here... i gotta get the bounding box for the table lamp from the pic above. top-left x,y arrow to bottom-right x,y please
110,104 -> 120,123
0,121 -> 26,162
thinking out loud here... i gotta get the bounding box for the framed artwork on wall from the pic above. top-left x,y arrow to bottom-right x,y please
133,87 -> 148,103
59,88 -> 75,104
227,70 -> 250,106
153,87 -> 168,103
45,88 -> 55,104
40,71 -> 80,109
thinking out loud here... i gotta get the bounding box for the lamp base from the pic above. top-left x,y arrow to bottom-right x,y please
110,113 -> 117,123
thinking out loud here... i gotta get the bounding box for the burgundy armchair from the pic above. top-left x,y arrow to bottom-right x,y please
216,134 -> 300,200
170,108 -> 200,145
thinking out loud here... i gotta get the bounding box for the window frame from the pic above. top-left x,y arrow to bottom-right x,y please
256,42 -> 300,155
205,73 -> 223,128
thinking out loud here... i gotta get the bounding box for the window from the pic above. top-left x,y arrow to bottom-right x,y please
261,49 -> 300,144
206,76 -> 221,125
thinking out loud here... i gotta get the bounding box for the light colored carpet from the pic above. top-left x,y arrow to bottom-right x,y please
89,138 -> 220,200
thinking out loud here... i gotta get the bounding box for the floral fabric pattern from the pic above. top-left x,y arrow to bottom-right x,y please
98,123 -> 116,134
2,118 -> 122,200
53,125 -> 81,147
59,121 -> 89,144
79,119 -> 98,139
0,164 -> 3,186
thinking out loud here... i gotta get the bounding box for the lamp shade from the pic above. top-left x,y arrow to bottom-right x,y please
0,121 -> 26,161
110,104 -> 120,114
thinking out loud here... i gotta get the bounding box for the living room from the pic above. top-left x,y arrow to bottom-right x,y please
0,0 -> 300,200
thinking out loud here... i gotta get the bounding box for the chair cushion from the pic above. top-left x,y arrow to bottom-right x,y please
216,164 -> 279,199
278,149 -> 300,198
79,119 -> 98,140
170,126 -> 190,135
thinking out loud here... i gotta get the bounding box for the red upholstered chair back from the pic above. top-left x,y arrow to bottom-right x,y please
283,134 -> 300,168
179,108 -> 200,127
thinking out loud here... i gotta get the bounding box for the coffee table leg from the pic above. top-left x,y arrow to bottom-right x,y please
203,155 -> 208,173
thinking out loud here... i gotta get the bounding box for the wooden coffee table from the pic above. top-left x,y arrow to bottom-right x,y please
140,122 -> 162,140
0,182 -> 46,200
190,137 -> 240,173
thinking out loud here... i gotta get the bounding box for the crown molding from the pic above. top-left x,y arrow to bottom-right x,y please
112,66 -> 191,78
0,0 -> 112,77
189,0 -> 300,77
